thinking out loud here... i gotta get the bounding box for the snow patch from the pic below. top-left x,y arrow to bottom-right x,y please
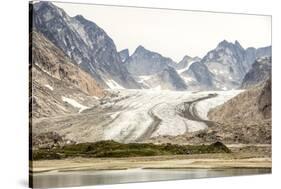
61,96 -> 89,113
182,76 -> 195,83
105,79 -> 125,89
93,96 -> 100,100
44,84 -> 54,91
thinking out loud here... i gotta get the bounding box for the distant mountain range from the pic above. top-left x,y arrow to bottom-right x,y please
31,2 -> 272,91
123,45 -> 188,90
200,40 -> 271,90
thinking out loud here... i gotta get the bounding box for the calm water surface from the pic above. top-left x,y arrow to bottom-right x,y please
32,168 -> 271,188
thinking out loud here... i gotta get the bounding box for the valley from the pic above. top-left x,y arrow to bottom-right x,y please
32,89 -> 243,144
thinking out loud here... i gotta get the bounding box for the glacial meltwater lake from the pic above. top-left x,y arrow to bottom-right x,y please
32,168 -> 271,188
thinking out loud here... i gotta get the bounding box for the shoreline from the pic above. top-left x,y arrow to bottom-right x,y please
31,155 -> 271,174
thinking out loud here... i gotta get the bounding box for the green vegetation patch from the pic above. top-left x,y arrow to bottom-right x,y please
32,140 -> 231,160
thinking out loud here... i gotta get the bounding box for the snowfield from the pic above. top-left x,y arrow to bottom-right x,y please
101,89 -> 243,143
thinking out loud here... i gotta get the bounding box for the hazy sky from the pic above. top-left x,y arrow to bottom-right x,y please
54,2 -> 271,62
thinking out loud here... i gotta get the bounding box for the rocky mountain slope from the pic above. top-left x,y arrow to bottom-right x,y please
124,45 -> 177,75
181,62 -> 215,90
143,66 -> 188,90
201,40 -> 271,90
174,55 -> 201,70
207,79 -> 271,143
124,45 -> 188,90
32,1 -> 140,89
209,79 -> 271,123
241,57 -> 271,88
118,49 -> 129,62
31,31 -> 104,118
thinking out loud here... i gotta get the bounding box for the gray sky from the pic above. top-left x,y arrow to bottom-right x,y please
54,2 -> 271,62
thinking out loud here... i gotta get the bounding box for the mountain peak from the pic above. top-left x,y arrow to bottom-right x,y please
118,49 -> 130,62
218,39 -> 242,48
181,55 -> 192,61
119,48 -> 129,54
216,39 -> 244,50
33,1 -> 68,20
34,1 -> 53,6
234,40 -> 243,49
133,45 -> 155,56
74,14 -> 85,20
217,39 -> 232,48
34,1 -> 57,11
135,45 -> 146,53
234,40 -> 240,45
